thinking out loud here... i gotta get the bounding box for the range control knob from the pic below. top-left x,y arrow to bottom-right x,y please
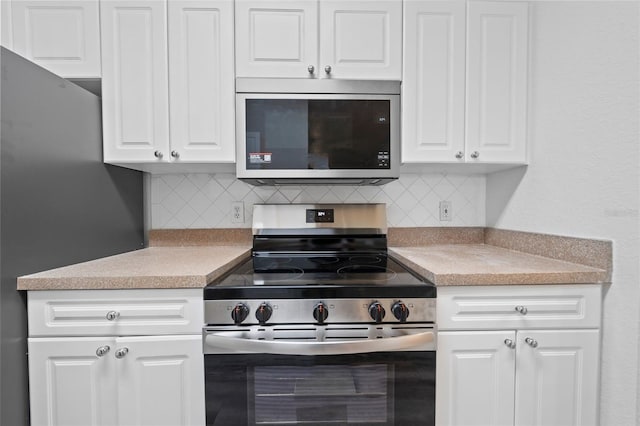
391,301 -> 410,322
255,302 -> 273,325
368,302 -> 386,323
313,302 -> 329,324
231,303 -> 250,325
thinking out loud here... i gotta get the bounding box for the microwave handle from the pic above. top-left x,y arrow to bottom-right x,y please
204,330 -> 434,356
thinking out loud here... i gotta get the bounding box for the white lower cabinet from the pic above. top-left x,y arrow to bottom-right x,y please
27,289 -> 205,426
29,337 -> 118,426
436,285 -> 602,426
117,335 -> 204,426
437,331 -> 516,426
514,329 -> 600,426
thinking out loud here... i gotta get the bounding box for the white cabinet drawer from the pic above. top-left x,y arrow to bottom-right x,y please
437,285 -> 601,330
28,289 -> 203,336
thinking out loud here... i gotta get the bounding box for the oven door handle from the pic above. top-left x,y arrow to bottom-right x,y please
204,331 -> 434,355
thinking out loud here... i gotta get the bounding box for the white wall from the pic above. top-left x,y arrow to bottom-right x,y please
486,2 -> 640,424
149,172 -> 486,228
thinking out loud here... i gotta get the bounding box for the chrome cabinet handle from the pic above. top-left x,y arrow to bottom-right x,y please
307,65 -> 315,74
515,305 -> 528,315
504,339 -> 516,349
106,311 -> 120,321
455,151 -> 464,159
324,65 -> 332,74
524,337 -> 538,348
115,347 -> 129,359
154,150 -> 163,159
96,345 -> 111,357
170,150 -> 180,158
205,330 -> 434,356
470,151 -> 480,159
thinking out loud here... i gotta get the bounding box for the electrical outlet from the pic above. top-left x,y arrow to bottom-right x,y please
231,201 -> 244,223
439,201 -> 452,221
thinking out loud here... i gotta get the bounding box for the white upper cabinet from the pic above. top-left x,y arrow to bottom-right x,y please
402,0 -> 466,163
235,0 -> 318,78
9,0 -> 101,78
466,1 -> 528,163
319,0 -> 402,80
168,0 -> 235,162
402,0 -> 529,164
102,0 -> 235,166
1,0 -> 13,48
101,0 -> 170,163
235,0 -> 402,80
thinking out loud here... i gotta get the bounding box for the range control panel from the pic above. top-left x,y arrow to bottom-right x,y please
205,298 -> 436,326
306,208 -> 334,223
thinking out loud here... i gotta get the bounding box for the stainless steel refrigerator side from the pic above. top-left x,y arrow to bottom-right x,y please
0,48 -> 145,425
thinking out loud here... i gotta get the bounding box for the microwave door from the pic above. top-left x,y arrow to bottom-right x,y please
236,93 -> 400,185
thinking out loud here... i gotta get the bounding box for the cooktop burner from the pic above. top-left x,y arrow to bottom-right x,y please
337,264 -> 398,281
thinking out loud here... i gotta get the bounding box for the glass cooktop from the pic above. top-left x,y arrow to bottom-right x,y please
204,253 -> 436,300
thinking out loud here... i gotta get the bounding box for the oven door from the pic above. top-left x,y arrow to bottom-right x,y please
203,325 -> 435,426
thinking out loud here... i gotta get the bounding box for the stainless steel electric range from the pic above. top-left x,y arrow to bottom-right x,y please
203,204 -> 436,426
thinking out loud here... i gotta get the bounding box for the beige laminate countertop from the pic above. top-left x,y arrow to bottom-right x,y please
389,244 -> 609,286
17,246 -> 251,290
17,241 -> 609,291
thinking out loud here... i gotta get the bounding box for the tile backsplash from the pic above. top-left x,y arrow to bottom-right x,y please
149,173 -> 486,229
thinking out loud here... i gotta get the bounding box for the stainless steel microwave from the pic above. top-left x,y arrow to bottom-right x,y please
236,78 -> 400,185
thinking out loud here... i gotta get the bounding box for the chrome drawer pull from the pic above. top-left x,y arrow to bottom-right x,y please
106,311 -> 120,321
115,347 -> 129,359
515,305 -> 528,315
96,345 -> 110,357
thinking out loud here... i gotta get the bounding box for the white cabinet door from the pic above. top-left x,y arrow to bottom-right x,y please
168,0 -> 235,162
235,0 -> 401,80
235,0 -> 318,78
515,329 -> 600,426
101,0 -> 170,163
1,0 -> 13,48
465,1 -> 528,163
28,337 -> 118,426
402,0 -> 466,163
319,0 -> 402,80
436,331 -> 516,426
10,0 -> 101,77
117,335 -> 205,426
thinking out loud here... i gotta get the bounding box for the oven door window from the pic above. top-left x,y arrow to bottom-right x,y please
205,352 -> 435,426
244,99 -> 391,171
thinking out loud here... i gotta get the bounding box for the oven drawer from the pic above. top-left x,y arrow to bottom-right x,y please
437,284 -> 601,330
28,289 -> 203,336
